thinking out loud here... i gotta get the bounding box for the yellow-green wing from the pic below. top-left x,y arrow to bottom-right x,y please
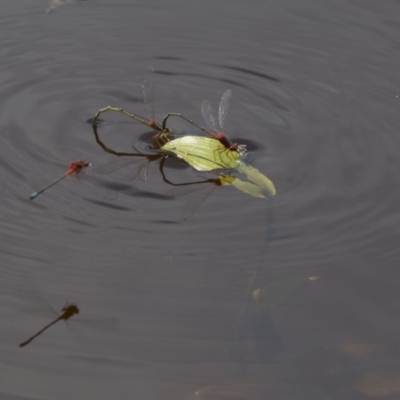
161,136 -> 240,172
229,178 -> 267,198
219,174 -> 266,198
238,162 -> 276,196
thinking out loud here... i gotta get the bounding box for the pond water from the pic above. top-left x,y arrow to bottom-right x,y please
1,0 -> 400,399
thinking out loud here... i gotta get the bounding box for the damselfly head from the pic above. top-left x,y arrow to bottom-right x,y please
62,303 -> 80,315
237,144 -> 247,157
75,160 -> 90,169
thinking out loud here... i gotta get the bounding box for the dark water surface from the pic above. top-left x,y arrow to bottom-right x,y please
1,0 -> 400,399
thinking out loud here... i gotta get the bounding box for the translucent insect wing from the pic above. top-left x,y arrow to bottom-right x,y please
201,100 -> 219,133
138,159 -> 149,181
218,89 -> 232,131
140,65 -> 155,121
91,157 -> 147,176
168,182 -> 217,221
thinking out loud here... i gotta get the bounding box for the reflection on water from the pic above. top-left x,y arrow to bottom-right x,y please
46,0 -> 86,14
166,177 -> 225,221
189,383 -> 261,400
19,303 -> 79,347
355,367 -> 400,398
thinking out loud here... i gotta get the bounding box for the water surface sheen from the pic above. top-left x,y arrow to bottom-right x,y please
1,1 -> 400,399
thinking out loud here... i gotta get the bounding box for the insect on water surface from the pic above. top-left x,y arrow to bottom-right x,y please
161,89 -> 247,157
19,303 -> 79,347
29,160 -> 90,200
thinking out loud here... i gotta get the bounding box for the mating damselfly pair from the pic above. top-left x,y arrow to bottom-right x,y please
91,65 -> 247,156
29,66 -> 248,201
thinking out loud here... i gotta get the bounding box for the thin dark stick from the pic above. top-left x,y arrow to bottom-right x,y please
92,106 -> 164,132
159,156 -> 220,187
